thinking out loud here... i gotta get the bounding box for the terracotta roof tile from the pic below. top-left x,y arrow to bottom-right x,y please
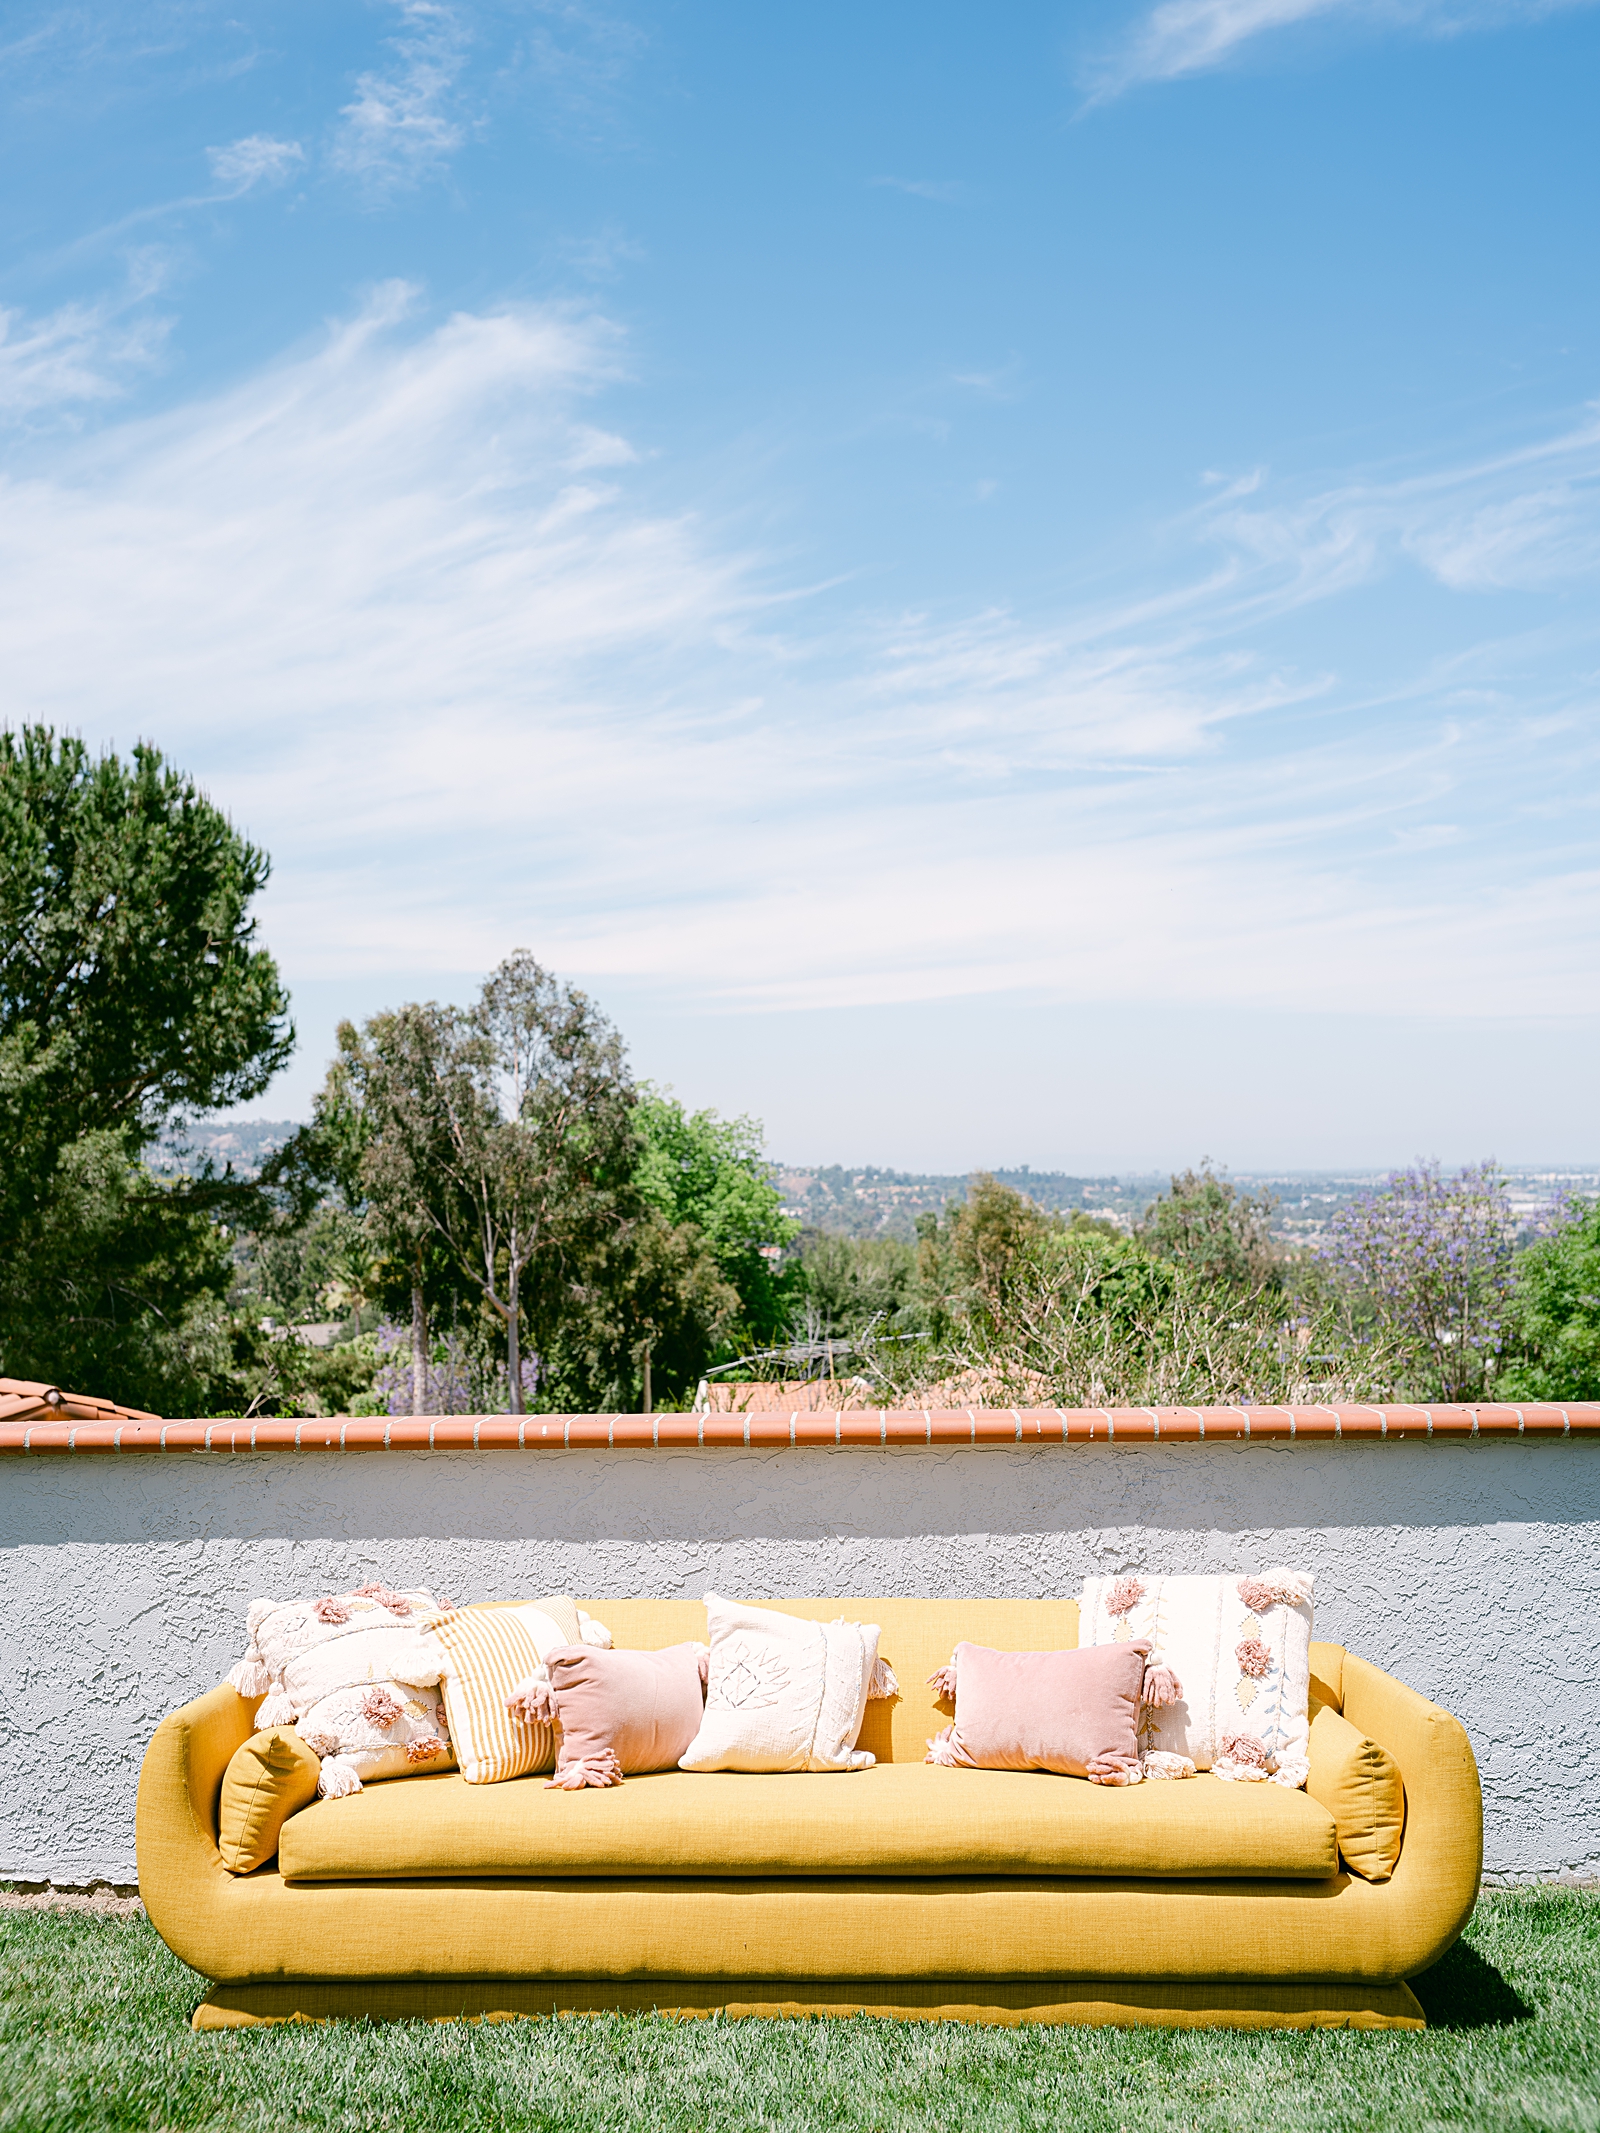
0,1378 -> 159,1425
0,1401 -> 1596,1455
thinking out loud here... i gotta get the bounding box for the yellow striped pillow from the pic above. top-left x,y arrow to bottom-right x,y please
422,1597 -> 582,1784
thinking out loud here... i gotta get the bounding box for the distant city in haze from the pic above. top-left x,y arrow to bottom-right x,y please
176,1120 -> 1598,1255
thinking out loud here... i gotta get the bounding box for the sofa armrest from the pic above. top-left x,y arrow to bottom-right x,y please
1340,1652 -> 1483,1977
136,1684 -> 259,1974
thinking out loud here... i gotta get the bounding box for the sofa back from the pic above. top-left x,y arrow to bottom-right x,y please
586,1597 -> 1350,1766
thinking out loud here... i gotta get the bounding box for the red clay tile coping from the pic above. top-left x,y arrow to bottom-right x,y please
2,1404 -> 1598,1455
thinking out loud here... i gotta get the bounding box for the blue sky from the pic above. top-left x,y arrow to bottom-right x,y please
3,0 -> 1599,1171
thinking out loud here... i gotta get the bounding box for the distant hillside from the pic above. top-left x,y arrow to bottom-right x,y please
772,1165 -> 1157,1241
774,1164 -> 1600,1248
150,1122 -> 1598,1255
154,1118 -> 303,1177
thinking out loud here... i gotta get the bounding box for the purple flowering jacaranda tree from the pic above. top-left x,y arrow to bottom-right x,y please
1320,1161 -> 1558,1402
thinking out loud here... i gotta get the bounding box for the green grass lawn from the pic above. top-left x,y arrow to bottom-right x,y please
1,1891 -> 1596,2133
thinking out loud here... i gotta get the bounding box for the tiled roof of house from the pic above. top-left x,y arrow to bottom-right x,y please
0,1378 -> 159,1426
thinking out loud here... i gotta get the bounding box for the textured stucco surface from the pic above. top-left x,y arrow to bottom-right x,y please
2,1440 -> 1595,1883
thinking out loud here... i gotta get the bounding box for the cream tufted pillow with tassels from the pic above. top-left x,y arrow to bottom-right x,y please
228,1582 -> 452,1797
1078,1568 -> 1315,1788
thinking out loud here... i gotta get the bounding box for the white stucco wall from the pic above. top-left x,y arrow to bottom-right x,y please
2,1439 -> 1595,1886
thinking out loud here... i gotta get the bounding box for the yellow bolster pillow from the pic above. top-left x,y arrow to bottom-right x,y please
219,1728 -> 322,1873
1307,1701 -> 1406,1882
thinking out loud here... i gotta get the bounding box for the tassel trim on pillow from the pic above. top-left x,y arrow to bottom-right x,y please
1085,1753 -> 1143,1786
926,1658 -> 959,1700
1141,1750 -> 1197,1780
316,1755 -> 363,1799
228,1650 -> 273,1699
504,1668 -> 556,1728
254,1687 -> 297,1727
925,1725 -> 972,1767
546,1751 -> 624,1789
868,1656 -> 899,1700
1140,1662 -> 1183,1708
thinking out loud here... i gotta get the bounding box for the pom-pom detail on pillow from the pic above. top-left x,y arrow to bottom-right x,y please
406,1734 -> 448,1765
360,1686 -> 403,1729
1213,1730 -> 1308,1786
1237,1571 -> 1313,1614
1218,1731 -> 1271,1769
1106,1575 -> 1145,1617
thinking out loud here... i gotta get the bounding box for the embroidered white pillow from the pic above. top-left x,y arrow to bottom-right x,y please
227,1583 -> 452,1797
297,1682 -> 454,1796
229,1583 -> 445,1718
1078,1569 -> 1315,1788
678,1594 -> 886,1774
420,1597 -> 597,1784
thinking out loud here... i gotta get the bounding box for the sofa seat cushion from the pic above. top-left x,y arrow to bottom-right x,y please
276,1762 -> 1338,1883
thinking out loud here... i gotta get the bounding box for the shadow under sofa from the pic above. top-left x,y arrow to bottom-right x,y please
136,1596 -> 1484,2031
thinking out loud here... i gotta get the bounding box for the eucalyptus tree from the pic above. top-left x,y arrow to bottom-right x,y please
455,953 -> 639,1412
328,954 -> 640,1414
323,1004 -> 471,1414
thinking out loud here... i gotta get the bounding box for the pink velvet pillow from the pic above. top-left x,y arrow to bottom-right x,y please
926,1640 -> 1149,1784
544,1643 -> 707,1789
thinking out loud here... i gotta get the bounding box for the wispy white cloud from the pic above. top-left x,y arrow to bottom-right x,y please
1195,410 -> 1600,606
0,257 -> 172,421
206,135 -> 305,193
1,291 -> 1598,1055
1087,0 -> 1596,99
331,1 -> 471,193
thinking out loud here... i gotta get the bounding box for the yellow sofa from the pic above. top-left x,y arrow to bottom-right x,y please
136,1597 -> 1483,2032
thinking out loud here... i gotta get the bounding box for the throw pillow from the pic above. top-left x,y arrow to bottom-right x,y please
536,1642 -> 709,1788
1307,1702 -> 1406,1880
1078,1568 -> 1315,1787
677,1594 -> 891,1773
217,1728 -> 321,1872
924,1640 -> 1149,1783
295,1681 -> 454,1797
227,1583 -> 453,1798
229,1582 -> 446,1722
422,1596 -> 596,1784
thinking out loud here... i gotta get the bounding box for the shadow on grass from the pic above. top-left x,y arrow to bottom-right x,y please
1410,1937 -> 1533,2031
